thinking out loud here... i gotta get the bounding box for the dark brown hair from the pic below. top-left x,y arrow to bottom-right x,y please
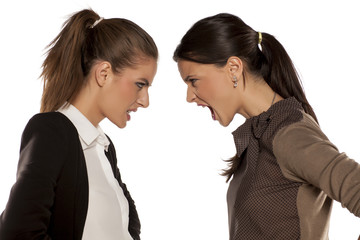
173,13 -> 318,180
40,9 -> 158,113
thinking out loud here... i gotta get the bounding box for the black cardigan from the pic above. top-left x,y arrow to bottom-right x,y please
0,112 -> 140,240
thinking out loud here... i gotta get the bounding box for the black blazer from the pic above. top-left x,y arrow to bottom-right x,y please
0,112 -> 140,240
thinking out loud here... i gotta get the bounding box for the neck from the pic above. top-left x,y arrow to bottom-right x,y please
70,82 -> 104,127
238,79 -> 283,119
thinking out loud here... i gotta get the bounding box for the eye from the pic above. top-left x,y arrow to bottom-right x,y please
135,82 -> 146,89
189,78 -> 198,87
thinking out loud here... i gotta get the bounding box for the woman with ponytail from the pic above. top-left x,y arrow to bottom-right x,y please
173,13 -> 359,239
0,9 -> 157,240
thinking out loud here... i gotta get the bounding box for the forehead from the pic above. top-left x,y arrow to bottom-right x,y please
137,57 -> 157,69
128,58 -> 157,83
177,60 -> 224,80
177,60 -> 203,79
178,60 -> 199,70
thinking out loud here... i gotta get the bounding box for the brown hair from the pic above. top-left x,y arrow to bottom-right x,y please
40,9 -> 158,112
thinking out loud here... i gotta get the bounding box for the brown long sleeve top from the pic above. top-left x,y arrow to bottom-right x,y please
227,97 -> 360,240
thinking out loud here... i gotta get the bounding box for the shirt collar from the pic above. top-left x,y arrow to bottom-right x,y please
58,103 -> 110,151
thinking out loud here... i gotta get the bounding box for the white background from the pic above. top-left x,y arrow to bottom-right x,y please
0,0 -> 359,239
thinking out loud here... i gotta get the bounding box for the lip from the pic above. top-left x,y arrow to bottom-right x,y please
197,104 -> 216,120
126,109 -> 138,121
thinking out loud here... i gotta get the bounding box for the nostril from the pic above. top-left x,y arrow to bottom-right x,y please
186,95 -> 196,103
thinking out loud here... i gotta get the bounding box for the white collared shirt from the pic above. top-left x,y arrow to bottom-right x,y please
58,104 -> 133,240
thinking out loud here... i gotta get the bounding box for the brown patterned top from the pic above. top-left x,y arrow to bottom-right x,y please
227,97 -> 360,239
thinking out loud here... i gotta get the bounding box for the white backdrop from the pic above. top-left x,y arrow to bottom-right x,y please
1,0 -> 359,239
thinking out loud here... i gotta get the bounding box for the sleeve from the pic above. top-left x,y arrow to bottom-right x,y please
0,114 -> 69,240
273,114 -> 360,217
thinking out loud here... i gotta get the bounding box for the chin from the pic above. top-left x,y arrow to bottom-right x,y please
219,121 -> 231,127
110,118 -> 127,129
218,115 -> 234,127
118,121 -> 127,128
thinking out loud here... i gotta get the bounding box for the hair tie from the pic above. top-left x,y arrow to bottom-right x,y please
90,17 -> 104,28
258,32 -> 263,51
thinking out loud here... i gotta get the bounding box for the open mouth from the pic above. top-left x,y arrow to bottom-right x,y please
126,109 -> 137,121
126,110 -> 131,121
198,104 -> 216,120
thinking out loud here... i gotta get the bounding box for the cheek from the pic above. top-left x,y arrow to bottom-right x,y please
102,84 -> 134,127
101,81 -> 135,118
201,78 -> 228,103
111,81 -> 136,105
206,78 -> 235,118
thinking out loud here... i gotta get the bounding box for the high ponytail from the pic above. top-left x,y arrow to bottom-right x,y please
40,9 -> 158,113
40,9 -> 99,113
173,13 -> 318,123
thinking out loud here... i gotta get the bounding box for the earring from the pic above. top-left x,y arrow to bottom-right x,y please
232,75 -> 238,88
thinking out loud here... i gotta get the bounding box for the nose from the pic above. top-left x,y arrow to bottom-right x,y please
138,89 -> 150,108
186,86 -> 196,103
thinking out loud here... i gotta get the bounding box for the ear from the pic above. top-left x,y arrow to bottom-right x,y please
226,56 -> 244,79
94,61 -> 112,87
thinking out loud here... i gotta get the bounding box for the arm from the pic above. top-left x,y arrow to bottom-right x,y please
273,113 -> 360,217
0,114 -> 68,239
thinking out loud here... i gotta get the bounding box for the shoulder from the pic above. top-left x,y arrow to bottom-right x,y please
273,111 -> 328,148
17,112 -> 83,178
24,112 -> 77,136
27,112 -> 76,130
21,112 -> 80,150
272,111 -> 334,181
254,98 -> 304,148
257,97 -> 305,142
269,98 -> 305,135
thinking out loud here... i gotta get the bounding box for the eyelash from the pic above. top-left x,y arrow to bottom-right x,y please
136,82 -> 146,89
189,78 -> 198,87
